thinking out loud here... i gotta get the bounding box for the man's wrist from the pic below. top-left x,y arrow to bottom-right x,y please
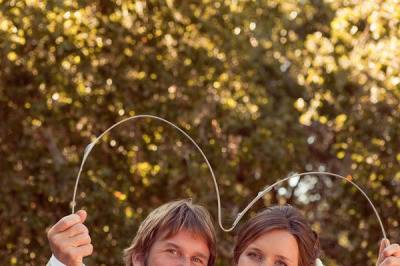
47,254 -> 86,266
47,254 -> 66,266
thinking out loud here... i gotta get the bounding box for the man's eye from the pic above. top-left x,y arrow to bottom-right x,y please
192,257 -> 204,265
166,249 -> 179,256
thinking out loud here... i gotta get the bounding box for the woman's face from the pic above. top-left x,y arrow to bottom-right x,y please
237,229 -> 299,266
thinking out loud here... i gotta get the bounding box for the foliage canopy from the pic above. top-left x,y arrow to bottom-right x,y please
1,0 -> 399,265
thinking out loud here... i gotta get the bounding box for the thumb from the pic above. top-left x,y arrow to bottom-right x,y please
75,210 -> 87,223
377,238 -> 390,265
379,238 -> 390,254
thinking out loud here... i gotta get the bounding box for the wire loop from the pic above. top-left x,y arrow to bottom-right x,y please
71,115 -> 387,238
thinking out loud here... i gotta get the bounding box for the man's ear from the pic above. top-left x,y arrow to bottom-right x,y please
131,253 -> 145,266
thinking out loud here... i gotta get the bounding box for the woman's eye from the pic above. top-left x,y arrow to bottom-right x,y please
247,252 -> 262,261
275,261 -> 288,266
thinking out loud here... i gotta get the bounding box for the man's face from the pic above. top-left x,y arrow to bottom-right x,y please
133,229 -> 210,266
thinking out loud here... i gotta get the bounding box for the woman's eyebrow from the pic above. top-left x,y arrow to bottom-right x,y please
276,254 -> 292,263
246,246 -> 264,253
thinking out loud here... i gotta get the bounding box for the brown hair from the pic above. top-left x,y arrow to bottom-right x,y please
233,205 -> 320,266
123,199 -> 216,266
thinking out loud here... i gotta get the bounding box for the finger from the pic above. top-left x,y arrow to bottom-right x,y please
71,244 -> 93,258
59,222 -> 89,238
378,239 -> 391,264
384,244 -> 400,258
67,232 -> 91,247
381,239 -> 391,254
76,210 -> 87,223
381,256 -> 400,266
51,214 -> 82,233
79,243 -> 93,257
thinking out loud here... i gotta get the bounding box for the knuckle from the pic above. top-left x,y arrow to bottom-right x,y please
88,244 -> 94,254
47,231 -> 54,241
83,226 -> 89,234
385,257 -> 394,265
77,223 -> 88,234
81,233 -> 91,244
49,233 -> 59,245
61,214 -> 79,228
54,238 -> 69,250
384,250 -> 391,257
59,218 -> 69,228
47,228 -> 53,239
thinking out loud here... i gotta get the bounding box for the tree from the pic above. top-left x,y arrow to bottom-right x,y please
1,0 -> 399,265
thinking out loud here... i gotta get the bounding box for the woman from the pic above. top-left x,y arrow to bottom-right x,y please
233,205 -> 400,266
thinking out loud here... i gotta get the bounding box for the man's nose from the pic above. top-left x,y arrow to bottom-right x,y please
177,256 -> 191,266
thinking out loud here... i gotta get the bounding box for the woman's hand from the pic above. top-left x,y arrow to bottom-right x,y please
376,239 -> 400,266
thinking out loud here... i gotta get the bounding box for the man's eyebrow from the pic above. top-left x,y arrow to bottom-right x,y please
193,251 -> 209,260
163,241 -> 180,248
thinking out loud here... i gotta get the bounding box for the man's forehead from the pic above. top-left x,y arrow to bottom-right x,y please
158,227 -> 207,242
157,229 -> 210,251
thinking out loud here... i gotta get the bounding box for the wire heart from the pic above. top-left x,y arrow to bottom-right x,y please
71,114 -> 387,239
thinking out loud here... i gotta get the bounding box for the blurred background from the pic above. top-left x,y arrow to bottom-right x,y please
1,0 -> 400,265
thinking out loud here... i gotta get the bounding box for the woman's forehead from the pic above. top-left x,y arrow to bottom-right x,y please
249,229 -> 299,260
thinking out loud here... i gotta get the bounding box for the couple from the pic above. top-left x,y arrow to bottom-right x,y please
47,199 -> 400,266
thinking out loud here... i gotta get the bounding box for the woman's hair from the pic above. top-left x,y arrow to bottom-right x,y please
233,205 -> 320,266
123,199 -> 216,266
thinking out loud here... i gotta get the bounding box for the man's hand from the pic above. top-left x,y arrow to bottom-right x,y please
377,239 -> 400,266
47,210 -> 93,266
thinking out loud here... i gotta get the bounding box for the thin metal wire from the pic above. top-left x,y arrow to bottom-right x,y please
71,115 -> 387,239
234,171 -> 387,239
71,115 -> 224,231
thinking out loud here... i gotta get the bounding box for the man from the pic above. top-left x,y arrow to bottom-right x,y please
47,199 -> 216,266
47,198 -> 399,266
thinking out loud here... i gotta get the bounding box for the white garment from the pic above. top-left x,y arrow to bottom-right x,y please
47,255 -> 85,266
316,258 -> 324,266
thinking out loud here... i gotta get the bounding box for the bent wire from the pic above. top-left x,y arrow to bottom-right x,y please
71,115 -> 387,239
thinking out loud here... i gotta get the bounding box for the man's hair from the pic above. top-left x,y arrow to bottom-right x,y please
123,199 -> 216,266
